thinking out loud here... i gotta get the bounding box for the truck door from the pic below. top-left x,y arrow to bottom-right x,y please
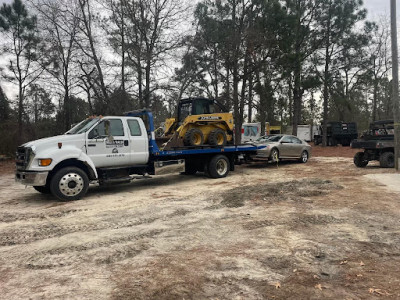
86,118 -> 132,167
126,119 -> 149,164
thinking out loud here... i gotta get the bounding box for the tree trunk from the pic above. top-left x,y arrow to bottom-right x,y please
373,79 -> 378,121
18,85 -> 23,145
248,72 -> 253,123
144,59 -> 151,108
322,2 -> 332,147
120,0 -> 126,92
292,58 -> 302,136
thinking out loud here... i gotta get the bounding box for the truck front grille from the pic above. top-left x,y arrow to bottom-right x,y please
16,147 -> 32,170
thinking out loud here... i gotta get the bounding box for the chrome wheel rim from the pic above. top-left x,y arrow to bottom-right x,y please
216,159 -> 228,176
59,172 -> 84,197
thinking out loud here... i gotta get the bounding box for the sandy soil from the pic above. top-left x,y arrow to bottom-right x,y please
0,148 -> 399,299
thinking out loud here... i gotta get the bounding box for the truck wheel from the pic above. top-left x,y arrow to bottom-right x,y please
208,155 -> 230,178
354,152 -> 368,167
379,152 -> 394,168
299,150 -> 309,163
33,185 -> 51,194
270,148 -> 279,163
183,128 -> 204,146
50,167 -> 89,201
208,129 -> 227,146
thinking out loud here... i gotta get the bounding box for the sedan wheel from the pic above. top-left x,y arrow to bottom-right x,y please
300,150 -> 308,163
270,148 -> 279,162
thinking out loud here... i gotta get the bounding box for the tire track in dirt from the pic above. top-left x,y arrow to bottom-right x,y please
0,209 -> 90,223
25,230 -> 163,269
0,207 -> 191,246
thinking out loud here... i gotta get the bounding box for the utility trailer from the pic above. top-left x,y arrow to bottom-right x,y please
15,110 -> 263,201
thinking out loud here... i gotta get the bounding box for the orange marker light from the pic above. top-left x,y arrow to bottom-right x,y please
39,159 -> 52,166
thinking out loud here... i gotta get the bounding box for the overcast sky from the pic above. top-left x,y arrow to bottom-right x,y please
0,0 -> 394,21
0,0 -> 396,99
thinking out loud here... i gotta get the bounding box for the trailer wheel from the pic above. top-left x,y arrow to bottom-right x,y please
184,128 -> 204,146
354,152 -> 368,168
33,185 -> 51,194
379,151 -> 394,168
208,155 -> 230,178
50,167 -> 89,201
208,129 -> 227,146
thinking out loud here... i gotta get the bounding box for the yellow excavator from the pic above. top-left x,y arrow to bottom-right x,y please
162,97 -> 234,149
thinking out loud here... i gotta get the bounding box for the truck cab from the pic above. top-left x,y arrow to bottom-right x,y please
83,117 -> 149,167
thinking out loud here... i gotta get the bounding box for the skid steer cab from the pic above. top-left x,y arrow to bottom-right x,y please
163,97 -> 234,149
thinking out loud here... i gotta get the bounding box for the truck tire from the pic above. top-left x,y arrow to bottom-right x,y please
50,167 -> 89,201
33,185 -> 51,194
208,155 -> 230,178
379,151 -> 394,168
354,152 -> 368,168
208,129 -> 227,146
183,128 -> 204,146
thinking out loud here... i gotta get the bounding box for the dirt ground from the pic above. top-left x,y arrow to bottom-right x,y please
0,146 -> 399,299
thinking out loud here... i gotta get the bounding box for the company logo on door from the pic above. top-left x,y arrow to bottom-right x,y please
106,140 -> 124,148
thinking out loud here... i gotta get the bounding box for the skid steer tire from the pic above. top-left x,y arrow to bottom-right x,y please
208,129 -> 227,146
379,151 -> 394,168
183,128 -> 204,146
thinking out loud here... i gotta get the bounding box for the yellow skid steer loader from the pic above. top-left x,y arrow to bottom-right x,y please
163,98 -> 234,150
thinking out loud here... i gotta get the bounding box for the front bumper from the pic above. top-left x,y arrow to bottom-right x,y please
15,171 -> 49,186
255,148 -> 271,158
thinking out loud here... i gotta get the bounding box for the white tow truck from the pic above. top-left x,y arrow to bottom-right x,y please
15,110 -> 262,201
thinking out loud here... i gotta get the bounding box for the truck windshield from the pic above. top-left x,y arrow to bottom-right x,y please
65,118 -> 100,135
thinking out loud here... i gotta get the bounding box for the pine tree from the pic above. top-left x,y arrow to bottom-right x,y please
0,0 -> 41,144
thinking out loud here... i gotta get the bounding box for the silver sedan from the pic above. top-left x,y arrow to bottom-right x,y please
252,135 -> 311,163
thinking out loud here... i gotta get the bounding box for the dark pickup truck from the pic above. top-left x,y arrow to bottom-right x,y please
351,120 -> 394,168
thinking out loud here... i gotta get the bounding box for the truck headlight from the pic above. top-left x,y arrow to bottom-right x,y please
38,159 -> 52,166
